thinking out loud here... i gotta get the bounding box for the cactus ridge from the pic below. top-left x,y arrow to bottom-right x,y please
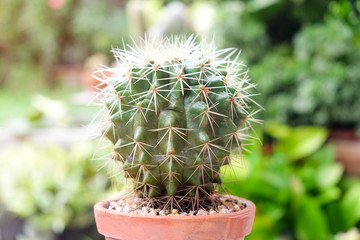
93,36 -> 260,210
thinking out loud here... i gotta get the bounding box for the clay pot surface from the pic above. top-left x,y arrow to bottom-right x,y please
332,139 -> 360,176
81,70 -> 108,91
329,129 -> 360,176
94,195 -> 255,240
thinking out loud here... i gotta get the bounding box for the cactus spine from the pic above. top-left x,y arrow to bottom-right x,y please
94,36 -> 259,209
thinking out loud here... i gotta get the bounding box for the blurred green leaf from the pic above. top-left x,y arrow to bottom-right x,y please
290,175 -> 306,198
223,125 -> 360,239
326,201 -> 348,233
246,211 -> 281,240
316,187 -> 341,205
275,126 -> 328,160
315,163 -> 344,190
295,197 -> 330,240
265,122 -> 291,139
306,144 -> 336,165
340,184 -> 360,229
0,142 -> 111,238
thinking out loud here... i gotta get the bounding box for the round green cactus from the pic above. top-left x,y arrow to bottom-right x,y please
93,36 -> 260,209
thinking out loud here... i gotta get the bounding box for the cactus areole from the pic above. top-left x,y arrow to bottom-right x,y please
93,36 -> 260,211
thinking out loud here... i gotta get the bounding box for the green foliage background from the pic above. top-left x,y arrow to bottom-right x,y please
222,124 -> 360,239
0,0 -> 359,239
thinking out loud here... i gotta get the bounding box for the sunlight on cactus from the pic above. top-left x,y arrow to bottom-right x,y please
91,35 -> 262,210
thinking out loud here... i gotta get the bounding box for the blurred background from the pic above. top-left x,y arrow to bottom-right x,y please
0,0 -> 359,239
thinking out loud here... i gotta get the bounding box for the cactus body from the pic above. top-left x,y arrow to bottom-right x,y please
95,36 -> 258,208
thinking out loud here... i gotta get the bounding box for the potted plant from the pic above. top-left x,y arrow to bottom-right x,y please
92,36 -> 259,240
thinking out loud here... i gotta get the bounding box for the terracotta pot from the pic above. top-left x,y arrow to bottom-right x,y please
94,195 -> 256,240
82,53 -> 110,91
81,70 -> 107,92
329,129 -> 360,176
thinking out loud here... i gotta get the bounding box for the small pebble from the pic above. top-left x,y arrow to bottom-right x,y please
196,209 -> 208,216
172,209 -> 179,215
218,205 -> 226,210
123,206 -> 131,213
140,210 -> 148,215
226,204 -> 235,211
109,202 -> 117,209
188,211 -> 195,216
209,209 -> 217,215
159,210 -> 168,216
219,208 -> 228,214
126,199 -> 134,205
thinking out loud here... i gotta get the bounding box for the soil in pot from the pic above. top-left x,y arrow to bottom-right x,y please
107,194 -> 247,216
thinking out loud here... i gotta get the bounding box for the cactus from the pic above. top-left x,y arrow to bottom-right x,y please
93,36 -> 260,210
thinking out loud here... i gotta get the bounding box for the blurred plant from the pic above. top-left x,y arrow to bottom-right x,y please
197,0 -> 334,64
206,1 -> 269,64
0,0 -> 130,89
249,0 -> 329,43
222,123 -> 360,239
28,95 -> 68,127
330,0 -> 360,25
149,1 -> 192,37
0,0 -> 80,88
0,142 -> 111,240
72,2 -> 129,54
252,15 -> 360,132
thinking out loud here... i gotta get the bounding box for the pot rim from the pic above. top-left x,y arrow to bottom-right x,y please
94,194 -> 255,220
